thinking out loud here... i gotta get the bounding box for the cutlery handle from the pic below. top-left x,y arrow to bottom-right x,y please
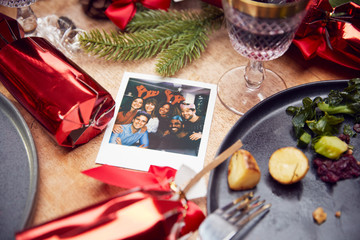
183,139 -> 243,194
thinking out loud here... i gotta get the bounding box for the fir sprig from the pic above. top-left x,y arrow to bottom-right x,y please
78,4 -> 224,76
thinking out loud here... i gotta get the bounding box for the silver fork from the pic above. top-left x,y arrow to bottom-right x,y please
198,192 -> 271,240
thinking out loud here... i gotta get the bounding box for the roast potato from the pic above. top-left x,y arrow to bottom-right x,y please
228,149 -> 261,190
269,147 -> 309,184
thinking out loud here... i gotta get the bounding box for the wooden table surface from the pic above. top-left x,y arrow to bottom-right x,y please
0,0 -> 359,238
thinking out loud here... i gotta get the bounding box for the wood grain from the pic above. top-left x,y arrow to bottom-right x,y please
0,0 -> 358,237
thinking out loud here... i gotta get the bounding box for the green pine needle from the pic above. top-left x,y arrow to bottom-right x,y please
78,4 -> 224,77
156,24 -> 209,76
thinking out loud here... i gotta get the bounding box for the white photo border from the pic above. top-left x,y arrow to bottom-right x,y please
96,72 -> 217,173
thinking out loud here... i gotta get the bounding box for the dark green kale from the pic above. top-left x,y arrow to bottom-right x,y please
286,78 -> 360,148
317,78 -> 360,119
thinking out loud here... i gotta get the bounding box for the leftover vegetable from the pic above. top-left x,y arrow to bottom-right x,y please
313,154 -> 360,183
313,207 -> 327,224
286,78 -> 360,148
268,147 -> 309,184
228,149 -> 261,190
314,136 -> 348,160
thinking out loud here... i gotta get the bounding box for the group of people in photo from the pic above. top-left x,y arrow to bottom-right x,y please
109,95 -> 205,156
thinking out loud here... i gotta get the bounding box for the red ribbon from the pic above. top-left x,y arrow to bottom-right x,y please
105,0 -> 171,30
83,165 -> 176,191
82,165 -> 205,236
293,0 -> 360,70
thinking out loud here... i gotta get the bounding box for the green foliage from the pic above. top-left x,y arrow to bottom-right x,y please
78,4 -> 224,77
306,112 -> 344,136
286,78 -> 360,148
329,0 -> 360,8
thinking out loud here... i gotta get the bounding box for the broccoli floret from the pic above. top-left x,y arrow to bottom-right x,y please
317,102 -> 355,115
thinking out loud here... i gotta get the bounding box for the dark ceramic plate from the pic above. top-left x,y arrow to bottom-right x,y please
0,94 -> 38,240
208,80 -> 360,240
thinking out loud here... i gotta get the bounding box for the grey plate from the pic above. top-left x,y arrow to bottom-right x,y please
208,80 -> 360,240
0,93 -> 38,239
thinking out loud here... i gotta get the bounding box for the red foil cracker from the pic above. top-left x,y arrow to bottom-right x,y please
16,189 -> 185,240
0,14 -> 115,147
293,0 -> 360,70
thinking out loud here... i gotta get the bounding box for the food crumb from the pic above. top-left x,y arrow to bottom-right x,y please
335,211 -> 341,218
313,207 -> 327,224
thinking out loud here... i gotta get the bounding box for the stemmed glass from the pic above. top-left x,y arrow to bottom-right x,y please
0,0 -> 84,57
0,0 -> 37,34
218,0 -> 309,115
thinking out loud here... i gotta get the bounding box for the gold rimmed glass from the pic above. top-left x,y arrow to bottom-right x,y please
218,0 -> 310,115
0,0 -> 38,33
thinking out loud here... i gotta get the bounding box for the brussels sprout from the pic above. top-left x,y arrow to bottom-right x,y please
314,136 -> 348,160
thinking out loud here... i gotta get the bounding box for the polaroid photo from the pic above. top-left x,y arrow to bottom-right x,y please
96,72 -> 217,175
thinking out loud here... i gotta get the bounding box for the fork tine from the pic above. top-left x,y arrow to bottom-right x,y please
199,193 -> 271,240
224,195 -> 260,220
228,198 -> 264,223
236,203 -> 271,228
218,192 -> 254,210
214,191 -> 253,215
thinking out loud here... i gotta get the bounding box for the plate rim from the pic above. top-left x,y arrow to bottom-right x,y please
0,93 -> 38,232
207,79 -> 350,213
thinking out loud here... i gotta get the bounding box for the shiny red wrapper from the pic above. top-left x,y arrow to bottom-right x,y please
0,14 -> 115,147
82,165 -> 206,237
16,189 -> 185,240
105,0 -> 171,31
15,166 -> 205,239
293,0 -> 360,70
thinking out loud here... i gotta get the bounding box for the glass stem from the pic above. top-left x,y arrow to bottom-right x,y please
244,59 -> 265,89
17,6 -> 37,34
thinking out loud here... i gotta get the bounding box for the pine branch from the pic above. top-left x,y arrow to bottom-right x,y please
156,24 -> 209,76
126,9 -> 200,32
78,4 -> 224,76
79,25 -> 182,61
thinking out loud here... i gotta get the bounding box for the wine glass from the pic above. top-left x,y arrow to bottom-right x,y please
0,0 -> 37,34
0,0 -> 84,57
218,0 -> 309,115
